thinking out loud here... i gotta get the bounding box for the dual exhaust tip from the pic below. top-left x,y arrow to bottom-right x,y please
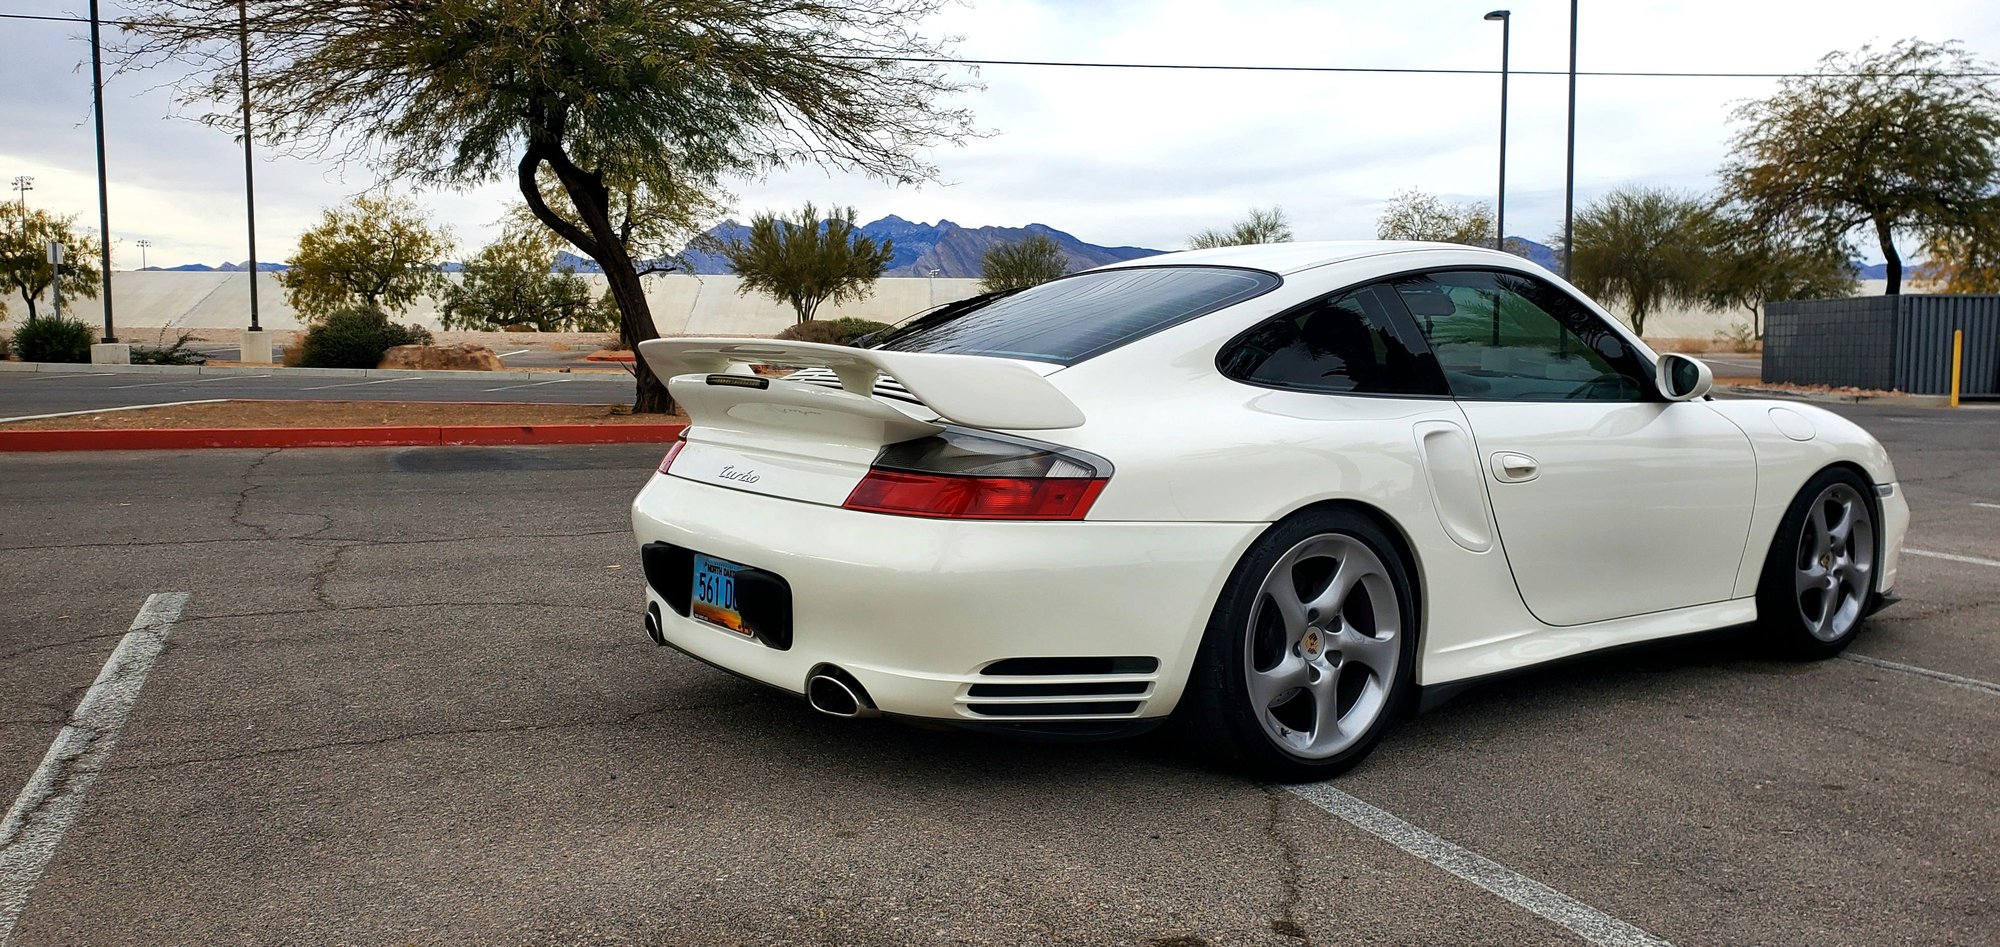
806,668 -> 879,719
646,605 -> 876,720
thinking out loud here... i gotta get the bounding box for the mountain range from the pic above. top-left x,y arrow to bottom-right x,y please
134,225 -> 1894,282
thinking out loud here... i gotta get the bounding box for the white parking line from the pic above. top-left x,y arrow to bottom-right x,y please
481,379 -> 571,392
300,377 -> 419,391
107,374 -> 271,389
20,373 -> 115,382
0,400 -> 227,424
496,348 -> 530,358
1905,548 -> 2000,569
0,592 -> 190,944
1841,654 -> 2000,695
1287,784 -> 1673,947
1972,502 -> 2000,511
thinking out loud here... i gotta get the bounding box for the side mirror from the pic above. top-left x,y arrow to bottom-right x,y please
1656,353 -> 1713,401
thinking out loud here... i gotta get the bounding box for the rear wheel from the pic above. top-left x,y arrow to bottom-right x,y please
1183,509 -> 1417,780
1757,468 -> 1877,658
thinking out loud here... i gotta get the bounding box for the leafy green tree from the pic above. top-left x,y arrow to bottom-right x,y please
723,204 -> 893,323
979,234 -> 1068,292
440,222 -> 609,332
1188,206 -> 1293,249
1567,187 -> 1718,336
1375,190 -> 1494,246
284,193 -> 452,321
0,204 -> 102,321
1915,217 -> 2000,293
126,0 -> 973,413
1721,39 -> 2000,294
1702,211 -> 1857,337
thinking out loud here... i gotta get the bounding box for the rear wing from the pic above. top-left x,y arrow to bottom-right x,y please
636,338 -> 1086,431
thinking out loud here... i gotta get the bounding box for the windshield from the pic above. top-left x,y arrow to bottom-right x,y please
867,266 -> 1281,365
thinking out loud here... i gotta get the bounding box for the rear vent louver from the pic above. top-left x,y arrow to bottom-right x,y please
784,367 -> 926,406
960,656 -> 1160,719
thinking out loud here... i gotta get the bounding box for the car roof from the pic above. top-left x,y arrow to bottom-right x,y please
1095,240 -> 1508,276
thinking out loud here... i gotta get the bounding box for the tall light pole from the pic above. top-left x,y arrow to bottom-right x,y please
136,239 -> 152,269
239,0 -> 263,335
9,175 -> 29,212
1484,10 -> 1511,253
88,0 -> 116,342
1563,0 -> 1578,280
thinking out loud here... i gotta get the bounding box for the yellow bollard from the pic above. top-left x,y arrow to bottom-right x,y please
1950,329 -> 1963,409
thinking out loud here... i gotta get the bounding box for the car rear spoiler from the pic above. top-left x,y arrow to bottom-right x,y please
636,338 -> 1086,431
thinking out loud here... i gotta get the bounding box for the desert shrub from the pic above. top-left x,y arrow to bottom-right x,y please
131,331 -> 208,365
10,317 -> 95,363
296,306 -> 434,369
775,317 -> 889,346
1713,320 -> 1761,353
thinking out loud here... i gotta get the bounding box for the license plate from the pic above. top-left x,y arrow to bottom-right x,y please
691,553 -> 753,637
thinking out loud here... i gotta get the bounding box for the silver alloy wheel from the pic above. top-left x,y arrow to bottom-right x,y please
1795,482 -> 1876,643
1243,533 -> 1401,759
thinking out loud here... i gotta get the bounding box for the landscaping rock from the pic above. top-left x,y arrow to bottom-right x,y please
377,343 -> 504,372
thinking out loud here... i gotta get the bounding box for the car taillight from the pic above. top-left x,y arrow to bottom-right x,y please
842,427 -> 1112,521
658,433 -> 688,473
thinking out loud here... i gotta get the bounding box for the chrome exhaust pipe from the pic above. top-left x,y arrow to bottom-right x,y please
806,671 -> 879,719
644,604 -> 666,646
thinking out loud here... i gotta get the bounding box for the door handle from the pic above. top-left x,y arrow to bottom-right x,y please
1491,451 -> 1539,483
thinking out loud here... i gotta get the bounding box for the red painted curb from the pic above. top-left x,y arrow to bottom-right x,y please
0,423 -> 687,452
583,351 -> 636,362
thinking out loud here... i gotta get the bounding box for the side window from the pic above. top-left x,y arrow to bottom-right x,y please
1388,270 -> 1652,402
1219,284 -> 1448,396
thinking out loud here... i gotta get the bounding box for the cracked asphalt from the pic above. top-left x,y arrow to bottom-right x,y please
1,401 -> 1995,946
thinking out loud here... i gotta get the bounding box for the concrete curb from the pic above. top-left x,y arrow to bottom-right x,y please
0,422 -> 686,452
0,361 -> 632,383
1719,385 -> 1955,408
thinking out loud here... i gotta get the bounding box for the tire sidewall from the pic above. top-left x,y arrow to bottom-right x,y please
1758,466 -> 1878,659
1189,508 -> 1420,781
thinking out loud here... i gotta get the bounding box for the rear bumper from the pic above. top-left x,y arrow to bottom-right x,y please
631,473 -> 1261,724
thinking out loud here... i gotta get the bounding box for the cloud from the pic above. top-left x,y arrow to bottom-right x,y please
3,0 -> 1995,267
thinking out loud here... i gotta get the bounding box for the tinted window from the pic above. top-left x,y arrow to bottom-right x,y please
1389,270 -> 1652,402
870,266 -> 1279,365
1219,285 -> 1448,396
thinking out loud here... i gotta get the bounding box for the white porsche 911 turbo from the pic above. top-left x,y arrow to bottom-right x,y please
631,241 -> 1908,779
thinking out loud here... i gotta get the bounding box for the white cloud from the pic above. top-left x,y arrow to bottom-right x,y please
2,0 -> 1996,267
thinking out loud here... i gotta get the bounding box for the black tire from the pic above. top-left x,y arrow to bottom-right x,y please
1755,467 -> 1880,659
1181,507 -> 1419,781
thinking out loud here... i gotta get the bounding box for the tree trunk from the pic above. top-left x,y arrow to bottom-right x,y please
1746,302 -> 1762,339
517,143 -> 672,414
20,289 -> 37,321
1875,217 -> 1903,296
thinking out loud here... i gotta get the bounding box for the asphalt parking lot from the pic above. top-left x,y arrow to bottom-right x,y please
1,401 -> 1994,946
0,369 -> 636,419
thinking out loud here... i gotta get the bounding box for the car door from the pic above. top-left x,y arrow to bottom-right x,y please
1384,269 -> 1757,627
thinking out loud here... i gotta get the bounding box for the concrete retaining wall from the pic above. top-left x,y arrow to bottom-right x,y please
28,273 -> 986,336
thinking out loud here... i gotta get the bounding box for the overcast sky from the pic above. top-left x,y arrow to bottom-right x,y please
3,0 -> 1998,268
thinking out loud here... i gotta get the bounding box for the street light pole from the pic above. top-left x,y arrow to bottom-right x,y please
239,0 -> 262,334
1485,10 -> 1511,253
137,239 -> 151,270
88,0 -> 116,342
1563,0 -> 1578,280
9,175 -> 29,213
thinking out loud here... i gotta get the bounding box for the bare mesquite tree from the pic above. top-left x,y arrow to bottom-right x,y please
1188,206 -> 1293,249
123,1 -> 975,412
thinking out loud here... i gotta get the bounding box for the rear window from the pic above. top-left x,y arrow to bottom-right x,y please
868,266 -> 1280,365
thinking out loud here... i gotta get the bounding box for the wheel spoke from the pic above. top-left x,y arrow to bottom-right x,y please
1795,560 -> 1827,596
1808,502 -> 1833,559
1307,664 -> 1343,740
1263,560 -> 1310,646
1827,499 -> 1855,550
1248,652 -> 1309,711
1334,626 -> 1397,676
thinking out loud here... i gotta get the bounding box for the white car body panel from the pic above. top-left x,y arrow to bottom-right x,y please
632,241 -> 1910,722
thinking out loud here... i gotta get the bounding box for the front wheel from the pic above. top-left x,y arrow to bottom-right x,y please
1756,468 -> 1878,658
1182,509 -> 1418,780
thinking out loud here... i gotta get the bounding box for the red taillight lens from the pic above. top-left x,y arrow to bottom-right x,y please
658,434 -> 688,473
844,471 -> 1108,520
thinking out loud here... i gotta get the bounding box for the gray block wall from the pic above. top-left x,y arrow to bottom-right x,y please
1764,297 -> 1898,390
